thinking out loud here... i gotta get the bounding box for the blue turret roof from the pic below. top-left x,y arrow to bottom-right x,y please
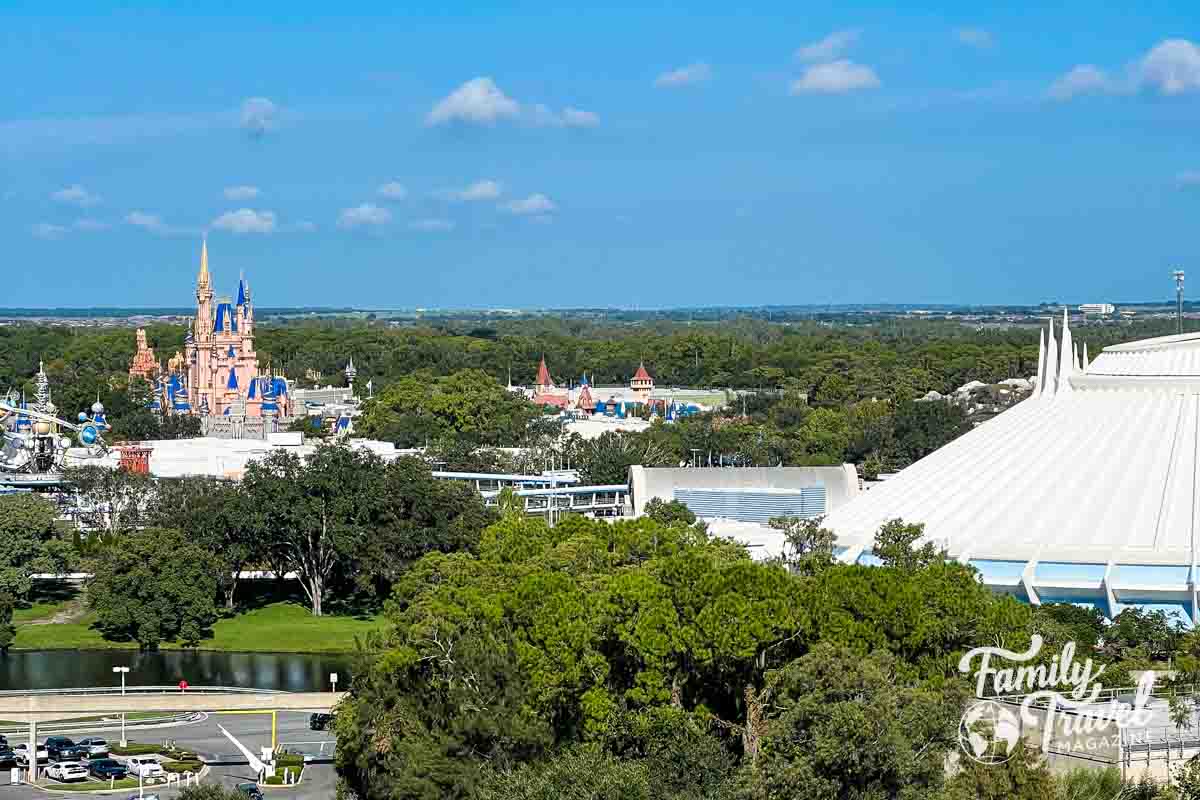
272,377 -> 287,396
227,344 -> 236,358
236,278 -> 247,308
213,303 -> 238,333
226,368 -> 239,391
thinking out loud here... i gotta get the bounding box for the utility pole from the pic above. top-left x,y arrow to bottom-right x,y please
1175,270 -> 1186,335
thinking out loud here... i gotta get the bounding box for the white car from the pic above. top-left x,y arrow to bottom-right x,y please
124,756 -> 166,779
12,743 -> 48,764
46,761 -> 89,782
77,737 -> 110,757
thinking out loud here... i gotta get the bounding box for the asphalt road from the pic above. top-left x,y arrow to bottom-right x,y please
4,712 -> 338,799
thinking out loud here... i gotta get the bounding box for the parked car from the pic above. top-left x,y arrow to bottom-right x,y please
12,742 -> 48,764
77,737 -> 110,758
0,734 -> 7,747
125,755 -> 166,779
89,758 -> 129,779
44,735 -> 79,761
309,712 -> 335,730
46,761 -> 89,782
236,783 -> 264,800
0,748 -> 16,768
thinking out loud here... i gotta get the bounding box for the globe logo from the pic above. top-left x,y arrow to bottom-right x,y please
959,700 -> 1021,764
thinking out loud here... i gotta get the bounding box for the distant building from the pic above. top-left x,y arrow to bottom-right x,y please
628,465 -> 860,522
1078,303 -> 1115,316
630,362 -> 654,400
128,329 -> 158,381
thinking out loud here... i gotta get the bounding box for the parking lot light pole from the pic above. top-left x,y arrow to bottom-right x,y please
113,666 -> 130,747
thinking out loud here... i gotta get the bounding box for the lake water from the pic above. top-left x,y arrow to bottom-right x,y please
0,649 -> 353,692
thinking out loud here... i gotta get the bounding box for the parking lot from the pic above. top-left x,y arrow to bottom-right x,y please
2,711 -> 336,799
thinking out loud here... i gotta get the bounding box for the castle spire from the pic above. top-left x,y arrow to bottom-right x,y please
198,238 -> 211,289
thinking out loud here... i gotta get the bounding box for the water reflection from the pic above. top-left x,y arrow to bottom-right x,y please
0,650 -> 352,692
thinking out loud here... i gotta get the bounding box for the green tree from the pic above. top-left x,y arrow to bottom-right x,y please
87,527 -> 220,649
768,516 -> 836,576
0,493 -> 70,598
644,498 -> 698,528
942,740 -> 1056,800
64,464 -> 155,539
359,369 -> 541,448
576,431 -> 669,485
0,593 -> 15,653
873,518 -> 944,572
748,643 -> 966,799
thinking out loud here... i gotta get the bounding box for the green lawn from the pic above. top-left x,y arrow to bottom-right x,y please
12,602 -> 383,654
43,777 -> 141,792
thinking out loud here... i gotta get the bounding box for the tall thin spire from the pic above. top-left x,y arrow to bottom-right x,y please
1057,309 -> 1074,398
1045,316 -> 1059,397
1082,342 -> 1089,373
1035,327 -> 1047,397
198,238 -> 211,288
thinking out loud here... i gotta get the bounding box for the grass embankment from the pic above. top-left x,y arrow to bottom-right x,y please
264,753 -> 305,785
43,777 -> 141,792
13,586 -> 383,653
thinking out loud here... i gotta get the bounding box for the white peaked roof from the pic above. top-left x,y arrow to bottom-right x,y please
825,320 -> 1200,624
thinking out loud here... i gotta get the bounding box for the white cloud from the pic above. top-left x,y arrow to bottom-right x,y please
409,218 -> 455,232
561,107 -> 600,128
1139,39 -> 1200,95
73,218 -> 110,232
31,223 -> 67,240
654,63 -> 712,88
453,180 -> 502,201
503,193 -> 556,215
1050,39 -> 1200,100
52,184 -> 101,207
427,77 -> 520,126
288,220 -> 318,232
224,185 -> 260,200
1177,170 -> 1200,186
796,29 -> 861,62
377,181 -> 408,200
427,77 -> 598,128
211,208 -> 277,234
955,28 -> 993,48
1047,65 -> 1113,100
240,97 -> 279,136
126,211 -> 170,234
790,60 -> 881,94
338,203 -> 392,229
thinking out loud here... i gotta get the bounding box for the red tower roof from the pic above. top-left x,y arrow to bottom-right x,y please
633,362 -> 652,382
536,357 -> 553,388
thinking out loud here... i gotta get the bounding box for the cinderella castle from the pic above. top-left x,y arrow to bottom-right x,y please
129,241 -> 293,438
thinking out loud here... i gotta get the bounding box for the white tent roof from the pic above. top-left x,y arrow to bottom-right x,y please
825,316 -> 1200,623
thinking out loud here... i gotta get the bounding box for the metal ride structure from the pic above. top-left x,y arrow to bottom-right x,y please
0,386 -> 111,478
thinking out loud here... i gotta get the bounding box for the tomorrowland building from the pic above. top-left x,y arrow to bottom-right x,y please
825,311 -> 1200,627
130,241 -> 292,438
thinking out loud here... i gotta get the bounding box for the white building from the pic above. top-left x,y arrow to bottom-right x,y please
824,312 -> 1200,626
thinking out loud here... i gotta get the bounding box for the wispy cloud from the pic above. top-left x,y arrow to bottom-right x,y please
125,211 -> 194,236
560,107 -> 600,128
31,223 -> 68,240
337,203 -> 392,229
377,181 -> 408,200
211,208 -> 277,234
241,97 -> 280,137
503,193 -> 556,215
1177,170 -> 1200,187
1049,39 -> 1200,100
654,63 -> 712,88
955,28 -> 993,48
791,60 -> 881,94
52,184 -> 101,207
73,218 -> 110,232
409,218 -> 455,232
447,180 -> 502,201
224,185 -> 260,201
796,29 -> 861,62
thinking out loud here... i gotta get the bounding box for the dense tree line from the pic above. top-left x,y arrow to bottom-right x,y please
0,316 -> 1182,442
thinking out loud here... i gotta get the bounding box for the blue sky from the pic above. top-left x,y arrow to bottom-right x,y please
3,1 -> 1200,308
